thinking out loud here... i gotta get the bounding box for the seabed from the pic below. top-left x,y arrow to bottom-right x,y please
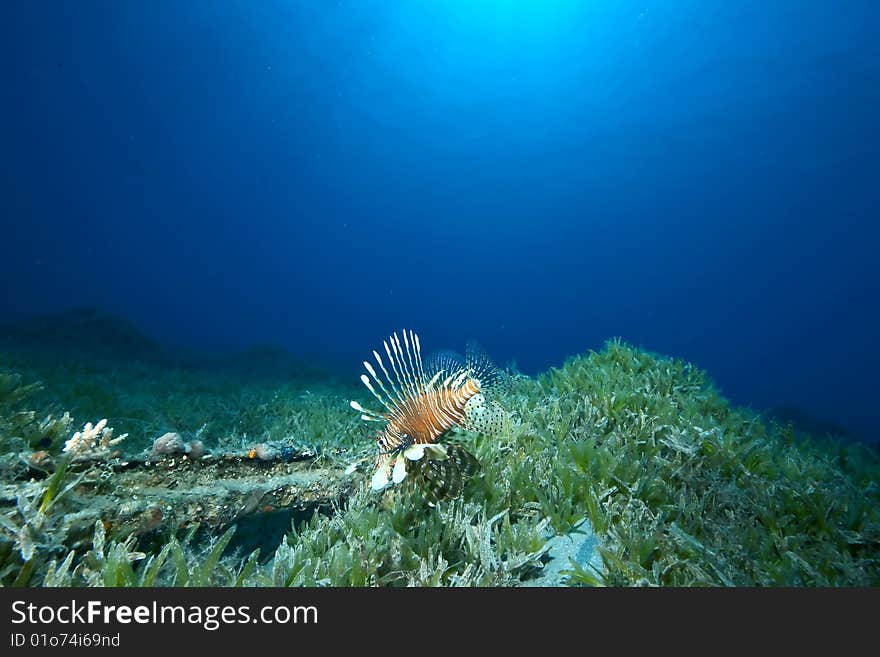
1,310 -> 878,586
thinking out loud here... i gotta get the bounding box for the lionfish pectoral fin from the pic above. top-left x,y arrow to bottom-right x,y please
392,455 -> 408,484
371,454 -> 393,490
371,468 -> 390,491
412,445 -> 481,503
423,443 -> 448,460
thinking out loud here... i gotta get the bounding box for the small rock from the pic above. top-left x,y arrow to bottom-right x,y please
186,439 -> 206,459
26,450 -> 54,470
248,443 -> 278,461
152,432 -> 186,456
523,518 -> 603,587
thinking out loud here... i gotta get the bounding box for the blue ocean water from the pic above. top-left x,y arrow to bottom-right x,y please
2,1 -> 878,440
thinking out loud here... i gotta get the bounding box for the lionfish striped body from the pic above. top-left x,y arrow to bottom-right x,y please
350,330 -> 505,501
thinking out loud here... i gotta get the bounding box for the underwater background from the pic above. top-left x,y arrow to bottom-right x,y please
1,1 -> 879,587
3,0 -> 878,442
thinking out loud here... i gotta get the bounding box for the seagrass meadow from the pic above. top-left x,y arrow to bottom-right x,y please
1,317 -> 878,587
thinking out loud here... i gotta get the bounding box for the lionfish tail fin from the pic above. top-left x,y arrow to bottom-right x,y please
412,445 -> 481,503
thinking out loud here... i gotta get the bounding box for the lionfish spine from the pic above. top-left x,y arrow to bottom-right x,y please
395,332 -> 419,400
384,338 -> 409,404
363,360 -> 395,413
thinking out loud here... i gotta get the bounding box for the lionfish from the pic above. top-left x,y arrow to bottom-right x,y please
349,330 -> 506,502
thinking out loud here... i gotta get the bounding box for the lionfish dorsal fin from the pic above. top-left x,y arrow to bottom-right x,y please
425,349 -> 466,379
465,340 -> 510,392
358,330 -> 428,416
395,331 -> 421,399
426,342 -> 507,391
349,400 -> 384,421
425,370 -> 443,390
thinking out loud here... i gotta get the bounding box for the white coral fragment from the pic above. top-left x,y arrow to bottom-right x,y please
63,418 -> 127,458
